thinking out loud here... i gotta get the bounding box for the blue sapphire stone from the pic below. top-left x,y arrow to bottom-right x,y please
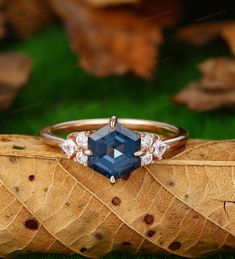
88,123 -> 141,179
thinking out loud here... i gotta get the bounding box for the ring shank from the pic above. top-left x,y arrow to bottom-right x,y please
40,118 -> 188,148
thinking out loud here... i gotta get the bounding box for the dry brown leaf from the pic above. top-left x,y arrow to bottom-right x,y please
199,57 -> 235,90
1,0 -> 53,39
177,21 -> 235,56
173,82 -> 235,112
0,53 -> 32,112
1,134 -> 235,257
173,58 -> 235,111
51,0 -> 165,79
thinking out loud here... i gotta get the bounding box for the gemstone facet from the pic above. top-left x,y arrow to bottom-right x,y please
141,152 -> 153,165
60,139 -> 77,158
141,132 -> 154,149
75,132 -> 88,148
88,123 -> 141,179
153,140 -> 169,159
74,151 -> 88,165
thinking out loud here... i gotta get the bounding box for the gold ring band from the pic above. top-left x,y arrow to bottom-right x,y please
40,117 -> 188,183
40,118 -> 188,148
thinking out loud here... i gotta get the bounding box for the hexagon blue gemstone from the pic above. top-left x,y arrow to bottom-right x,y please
88,123 -> 141,179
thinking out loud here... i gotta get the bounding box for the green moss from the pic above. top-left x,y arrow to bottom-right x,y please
0,23 -> 234,259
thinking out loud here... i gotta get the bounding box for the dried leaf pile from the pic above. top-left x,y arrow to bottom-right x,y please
173,58 -> 235,111
0,135 -> 235,258
0,0 -> 182,79
50,0 -> 181,79
2,0 -> 235,82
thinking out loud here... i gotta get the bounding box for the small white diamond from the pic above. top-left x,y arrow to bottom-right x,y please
60,139 -> 77,158
141,152 -> 153,165
75,132 -> 88,148
141,133 -> 154,149
153,140 -> 169,159
74,151 -> 88,165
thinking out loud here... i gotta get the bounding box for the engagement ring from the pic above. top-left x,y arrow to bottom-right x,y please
40,116 -> 188,183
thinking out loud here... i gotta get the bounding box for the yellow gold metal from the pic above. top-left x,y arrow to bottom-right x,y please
110,116 -> 118,129
110,176 -> 116,184
40,118 -> 188,149
154,134 -> 161,140
83,149 -> 93,156
67,132 -> 76,141
134,149 -> 146,157
85,131 -> 91,136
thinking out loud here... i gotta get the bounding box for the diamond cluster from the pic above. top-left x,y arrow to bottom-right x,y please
140,132 -> 169,165
59,132 -> 88,165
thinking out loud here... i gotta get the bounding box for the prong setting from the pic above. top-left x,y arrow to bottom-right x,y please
110,175 -> 116,184
85,131 -> 91,136
134,149 -> 146,157
83,149 -> 93,156
110,116 -> 118,129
